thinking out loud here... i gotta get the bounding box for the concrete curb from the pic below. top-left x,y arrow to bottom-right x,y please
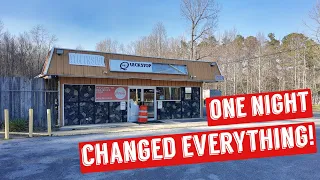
51,122 -> 208,136
2,118 -> 319,137
51,120 -> 319,136
0,131 -> 49,137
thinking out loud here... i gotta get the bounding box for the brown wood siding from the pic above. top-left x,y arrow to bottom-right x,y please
60,77 -> 201,87
47,49 -> 221,82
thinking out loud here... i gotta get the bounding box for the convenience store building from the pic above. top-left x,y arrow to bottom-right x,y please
39,48 -> 223,127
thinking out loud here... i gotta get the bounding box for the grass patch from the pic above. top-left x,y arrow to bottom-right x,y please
9,119 -> 28,132
1,119 -> 28,132
0,121 -> 57,132
313,104 -> 320,112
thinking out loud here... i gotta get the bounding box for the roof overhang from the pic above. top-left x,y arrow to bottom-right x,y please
43,47 -> 55,75
38,47 -> 223,83
37,74 -> 221,83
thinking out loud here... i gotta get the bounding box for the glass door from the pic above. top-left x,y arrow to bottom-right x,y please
128,87 -> 156,122
143,89 -> 155,119
128,88 -> 141,122
130,88 -> 142,105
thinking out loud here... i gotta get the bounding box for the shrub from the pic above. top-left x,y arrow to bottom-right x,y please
8,119 -> 28,132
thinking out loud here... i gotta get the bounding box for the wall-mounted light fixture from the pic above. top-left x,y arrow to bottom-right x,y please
210,62 -> 217,67
56,49 -> 64,56
190,75 -> 197,79
43,75 -> 57,79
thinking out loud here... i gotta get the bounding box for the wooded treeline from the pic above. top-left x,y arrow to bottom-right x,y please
1,0 -> 320,103
95,27 -> 320,99
0,21 -> 57,77
94,0 -> 320,102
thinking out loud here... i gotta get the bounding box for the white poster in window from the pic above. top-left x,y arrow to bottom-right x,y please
185,87 -> 192,93
157,101 -> 163,109
120,101 -> 126,110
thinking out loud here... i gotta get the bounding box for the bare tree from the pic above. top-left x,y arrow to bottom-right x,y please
132,22 -> 169,58
309,0 -> 320,42
180,0 -> 220,60
0,20 -> 3,35
75,45 -> 84,50
30,25 -> 57,73
0,23 -> 57,77
166,36 -> 189,59
151,22 -> 167,57
125,42 -> 136,55
256,32 -> 266,92
96,38 -> 119,53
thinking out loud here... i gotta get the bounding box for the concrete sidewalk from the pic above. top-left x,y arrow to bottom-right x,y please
53,119 -> 208,136
2,115 -> 320,138
51,117 -> 320,136
0,118 -> 208,137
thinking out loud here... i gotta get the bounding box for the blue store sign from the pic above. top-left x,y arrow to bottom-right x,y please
215,75 -> 224,82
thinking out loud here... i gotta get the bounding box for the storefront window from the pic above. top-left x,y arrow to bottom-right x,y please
156,87 -> 181,100
164,87 -> 170,100
171,87 -> 180,100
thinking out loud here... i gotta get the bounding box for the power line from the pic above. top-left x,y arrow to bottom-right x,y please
218,43 -> 320,65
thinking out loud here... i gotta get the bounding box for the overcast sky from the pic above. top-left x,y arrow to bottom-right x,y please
0,0 -> 316,50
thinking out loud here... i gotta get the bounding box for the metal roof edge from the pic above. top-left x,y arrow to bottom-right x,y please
54,47 -> 217,63
49,74 -> 218,83
43,47 -> 55,75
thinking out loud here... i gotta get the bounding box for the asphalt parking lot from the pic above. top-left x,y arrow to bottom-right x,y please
0,121 -> 320,180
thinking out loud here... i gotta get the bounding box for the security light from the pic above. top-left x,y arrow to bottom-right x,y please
56,49 -> 64,56
210,62 -> 216,67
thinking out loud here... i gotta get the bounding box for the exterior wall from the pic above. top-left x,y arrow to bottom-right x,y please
45,48 -> 221,82
59,77 -> 201,126
60,77 -> 201,87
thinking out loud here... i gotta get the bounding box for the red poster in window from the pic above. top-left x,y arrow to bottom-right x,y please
95,86 -> 128,102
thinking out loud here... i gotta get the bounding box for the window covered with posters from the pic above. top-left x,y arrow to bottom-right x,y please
156,87 -> 200,120
63,85 -> 127,126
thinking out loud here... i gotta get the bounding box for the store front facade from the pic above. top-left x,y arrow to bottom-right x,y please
39,48 -> 223,127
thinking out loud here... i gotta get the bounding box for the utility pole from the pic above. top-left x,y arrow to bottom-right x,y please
258,46 -> 261,93
224,64 -> 227,96
303,46 -> 306,89
246,60 -> 249,94
294,49 -> 297,89
313,65 -> 316,90
233,62 -> 236,94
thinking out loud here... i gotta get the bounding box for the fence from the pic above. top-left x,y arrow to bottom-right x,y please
0,77 -> 58,128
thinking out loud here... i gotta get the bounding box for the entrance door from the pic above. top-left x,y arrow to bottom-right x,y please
128,87 -> 156,122
143,89 -> 155,119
